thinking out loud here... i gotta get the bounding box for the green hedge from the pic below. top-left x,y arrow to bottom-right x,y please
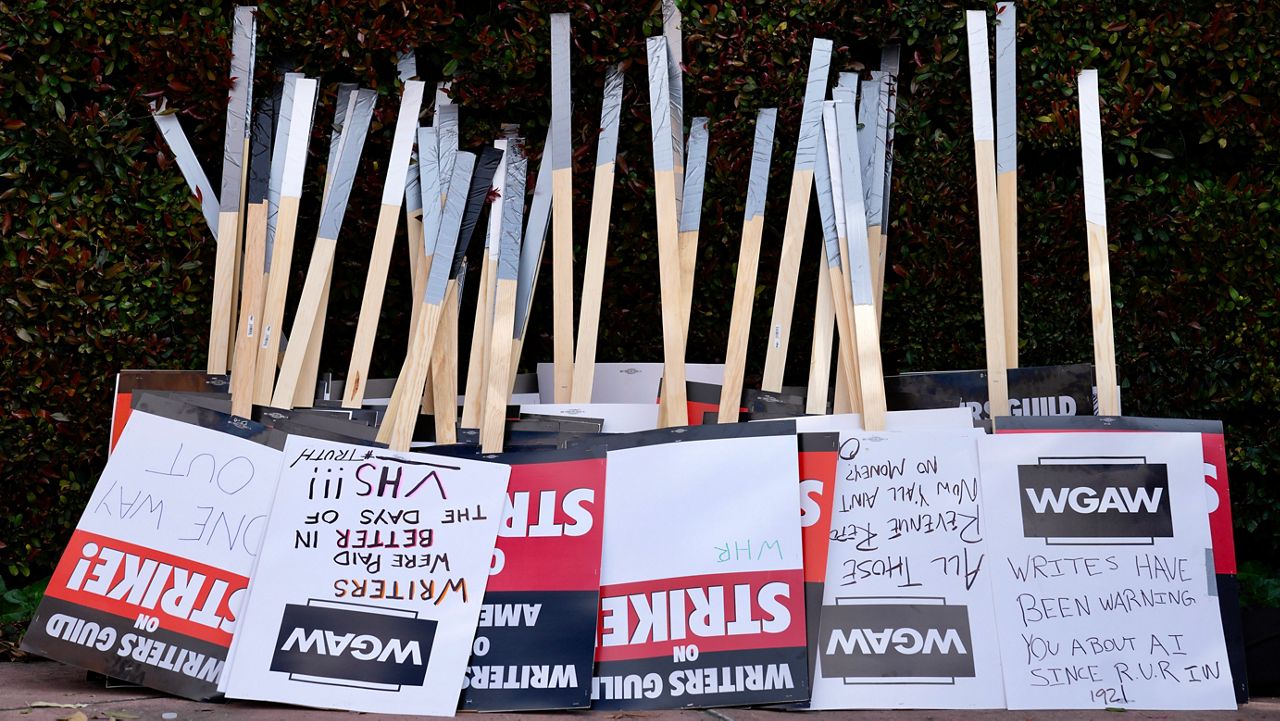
1,1 -> 1277,590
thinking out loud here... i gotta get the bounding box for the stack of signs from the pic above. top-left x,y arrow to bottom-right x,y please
978,432 -> 1235,710
589,423 -> 808,709
22,412 -> 283,700
450,446 -> 608,711
808,431 -> 1005,709
220,437 -> 510,716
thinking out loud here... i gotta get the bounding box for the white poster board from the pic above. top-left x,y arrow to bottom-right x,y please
222,437 -> 510,716
536,362 -> 725,403
979,432 -> 1235,710
519,403 -> 660,433
809,431 -> 1006,709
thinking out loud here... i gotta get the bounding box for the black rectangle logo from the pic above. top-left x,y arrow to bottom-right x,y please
818,603 -> 975,679
270,603 -> 437,689
1018,463 -> 1173,539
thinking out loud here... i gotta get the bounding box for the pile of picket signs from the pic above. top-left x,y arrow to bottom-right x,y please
20,363 -> 1246,714
20,2 -> 1252,715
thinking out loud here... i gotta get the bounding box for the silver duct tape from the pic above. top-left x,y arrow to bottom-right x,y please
436,103 -> 459,203
265,73 -> 301,267
281,77 -> 317,200
667,38 -> 684,213
646,36 -> 675,172
397,51 -> 418,82
425,151 -> 477,304
793,38 -> 833,172
1078,69 -> 1107,228
497,140 -> 528,282
857,76 -> 877,212
866,72 -> 890,227
405,154 -> 422,213
486,139 -> 510,256
880,45 -> 901,227
836,100 -> 874,307
996,2 -> 1017,174
514,129 -> 554,339
550,13 -> 572,171
151,105 -> 219,237
322,83 -> 359,208
743,108 -> 777,221
678,117 -> 709,233
814,104 -> 840,269
837,71 -> 857,90
966,10 -> 996,142
822,101 -> 847,246
418,127 -> 441,257
317,88 -> 375,240
434,81 -> 452,112
246,92 -> 275,204
380,80 -> 425,205
219,5 -> 256,211
596,64 -> 625,167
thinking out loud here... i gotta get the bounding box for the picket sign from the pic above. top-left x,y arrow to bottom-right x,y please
965,11 -> 1011,418
718,109 -> 777,423
221,437 -> 510,716
21,412 -> 283,700
761,39 -> 833,393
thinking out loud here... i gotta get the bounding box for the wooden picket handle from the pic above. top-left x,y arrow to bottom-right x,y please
481,143 -> 528,452
429,280 -> 460,443
815,101 -> 860,415
966,11 -> 1010,418
1079,69 -> 1120,416
230,201 -> 268,418
805,264 -> 836,416
460,140 -> 508,428
761,39 -> 832,392
717,109 -> 777,423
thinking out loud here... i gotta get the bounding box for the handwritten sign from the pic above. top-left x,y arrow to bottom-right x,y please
591,422 -> 808,709
794,432 -> 839,700
451,446 -> 607,711
979,432 -> 1235,710
809,431 -> 1005,709
220,437 -> 509,716
22,411 -> 283,700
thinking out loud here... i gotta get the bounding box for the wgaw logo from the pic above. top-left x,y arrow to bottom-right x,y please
818,602 -> 975,680
271,602 -> 437,689
1018,463 -> 1173,540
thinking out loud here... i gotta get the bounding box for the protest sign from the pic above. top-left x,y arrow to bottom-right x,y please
221,437 -> 509,716
111,371 -> 229,452
22,411 -> 283,700
809,431 -> 1005,709
994,415 -> 1247,703
885,364 -> 1101,422
795,433 -> 839,700
536,362 -> 724,404
433,446 -> 608,711
590,422 -> 808,709
979,432 -> 1235,710
519,403 -> 659,433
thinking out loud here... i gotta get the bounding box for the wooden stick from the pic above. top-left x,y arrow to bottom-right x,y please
996,2 -> 1018,368
398,52 -> 424,290
805,264 -> 836,416
815,101 -> 860,415
966,10 -> 1010,418
856,73 -> 890,325
254,77 -> 320,404
270,88 -> 376,409
208,6 -> 256,374
510,129 -> 555,390
150,102 -> 219,239
835,97 -> 888,429
647,36 -> 689,427
481,141 -> 528,451
830,72 -> 859,413
717,108 -> 777,423
570,65 -> 625,403
549,13 -> 575,403
230,201 -> 268,417
377,151 -> 476,450
409,127 -> 440,346
761,39 -> 832,392
341,80 -> 424,407
1079,69 -> 1120,415
460,140 -> 509,428
677,117 -> 709,344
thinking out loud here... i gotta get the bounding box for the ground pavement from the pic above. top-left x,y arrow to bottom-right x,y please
1,662 -> 1277,721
